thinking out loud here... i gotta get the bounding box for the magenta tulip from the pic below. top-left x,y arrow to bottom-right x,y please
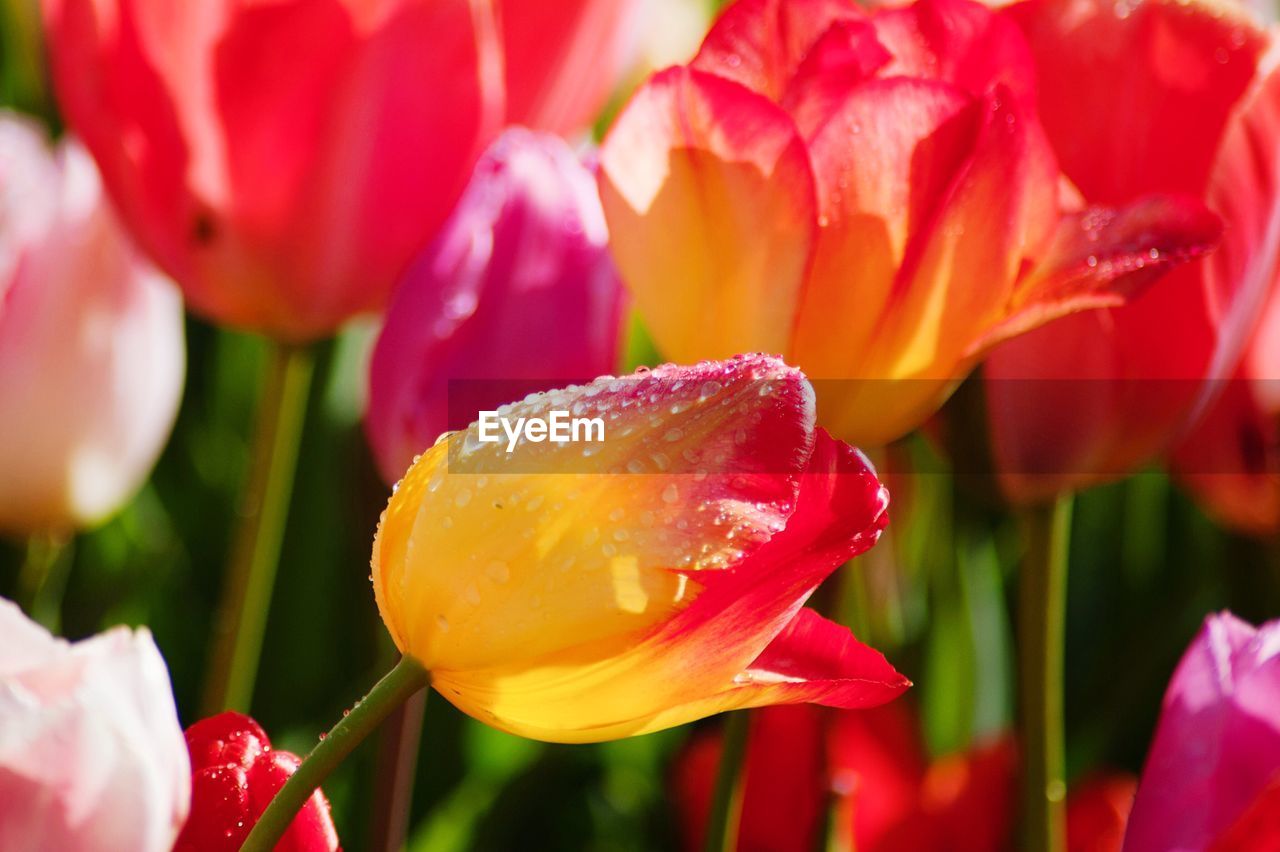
1124,613 -> 1280,851
0,112 -> 183,535
364,128 -> 624,484
0,599 -> 190,852
41,0 -> 638,340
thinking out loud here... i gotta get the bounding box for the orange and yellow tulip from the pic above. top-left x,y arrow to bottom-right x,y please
598,0 -> 1220,446
370,355 -> 908,743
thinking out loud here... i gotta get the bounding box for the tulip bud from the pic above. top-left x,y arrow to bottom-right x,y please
0,599 -> 190,852
371,355 -> 908,742
175,712 -> 339,852
365,128 -> 625,485
42,0 -> 639,340
0,112 -> 183,535
1125,613 -> 1280,851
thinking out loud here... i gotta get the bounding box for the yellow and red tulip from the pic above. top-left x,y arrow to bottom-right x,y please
599,0 -> 1219,447
983,0 -> 1280,501
370,355 -> 908,743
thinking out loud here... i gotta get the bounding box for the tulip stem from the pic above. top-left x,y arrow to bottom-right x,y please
202,340 -> 315,716
17,532 -> 70,631
1018,494 -> 1073,852
242,656 -> 431,852
704,710 -> 751,852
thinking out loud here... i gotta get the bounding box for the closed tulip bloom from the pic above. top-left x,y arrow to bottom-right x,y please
42,0 -> 638,340
0,599 -> 190,852
0,113 -> 183,535
599,0 -> 1218,447
371,355 -> 908,742
1124,613 -> 1280,852
365,128 -> 625,485
983,0 -> 1280,501
175,712 -> 339,852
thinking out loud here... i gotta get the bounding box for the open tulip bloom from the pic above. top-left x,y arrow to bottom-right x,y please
241,355 -> 909,848
599,0 -> 1221,448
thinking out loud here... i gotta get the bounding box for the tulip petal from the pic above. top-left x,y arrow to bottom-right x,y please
598,66 -> 817,364
872,0 -> 1038,109
732,607 -> 910,708
498,0 -> 637,134
1209,775 -> 1280,852
791,81 -> 1057,444
969,195 -> 1223,355
1003,0 -> 1266,201
691,0 -> 869,101
1124,613 -> 1280,852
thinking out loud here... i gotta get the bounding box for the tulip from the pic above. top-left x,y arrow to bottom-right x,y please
1124,612 -> 1280,852
0,598 -> 190,851
598,0 -> 1218,447
42,0 -> 638,340
365,128 -> 625,485
0,112 -> 183,535
1169,64 -> 1280,534
371,354 -> 908,743
1068,775 -> 1136,852
175,711 -> 339,852
674,699 -> 1129,851
982,0 -> 1280,501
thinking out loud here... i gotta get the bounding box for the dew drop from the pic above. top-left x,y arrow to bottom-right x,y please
662,484 -> 680,504
602,542 -> 618,558
455,490 -> 472,508
427,473 -> 444,493
436,614 -> 450,632
613,529 -> 630,542
526,495 -> 545,512
486,561 -> 510,584
664,428 -> 684,442
465,583 -> 481,605
698,381 -> 723,400
627,459 -> 646,474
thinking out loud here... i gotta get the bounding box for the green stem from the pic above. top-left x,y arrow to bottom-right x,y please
1018,494 -> 1073,852
366,690 -> 429,852
17,532 -> 70,632
704,710 -> 751,852
242,656 -> 431,852
201,340 -> 315,715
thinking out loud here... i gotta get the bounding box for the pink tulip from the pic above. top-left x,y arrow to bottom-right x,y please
364,128 -> 625,484
41,0 -> 638,340
0,112 -> 183,535
0,598 -> 190,852
1124,613 -> 1280,852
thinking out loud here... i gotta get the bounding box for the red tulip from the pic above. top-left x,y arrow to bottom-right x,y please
599,0 -> 1218,447
41,0 -> 637,340
1124,613 -> 1280,852
175,711 -> 338,852
982,0 -> 1280,501
674,701 -> 1137,851
1067,775 -> 1137,852
1170,64 -> 1280,535
364,128 -> 625,484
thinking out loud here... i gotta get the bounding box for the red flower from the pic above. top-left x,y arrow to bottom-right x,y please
175,712 -> 339,852
982,0 -> 1280,501
674,701 -> 1135,851
41,0 -> 637,339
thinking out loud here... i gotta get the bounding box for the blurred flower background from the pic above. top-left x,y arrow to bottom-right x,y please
2,0 -> 1280,849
